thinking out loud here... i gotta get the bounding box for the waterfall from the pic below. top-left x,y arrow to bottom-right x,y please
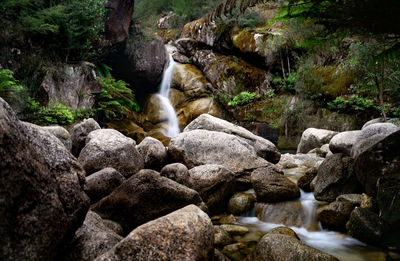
157,54 -> 180,138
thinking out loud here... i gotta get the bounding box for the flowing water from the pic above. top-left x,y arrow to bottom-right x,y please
234,169 -> 388,261
157,53 -> 180,138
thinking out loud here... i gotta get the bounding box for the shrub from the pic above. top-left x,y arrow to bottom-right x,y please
0,67 -> 23,102
327,95 -> 378,113
228,91 -> 260,106
273,72 -> 297,93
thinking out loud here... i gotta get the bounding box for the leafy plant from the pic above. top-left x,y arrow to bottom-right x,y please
327,95 -> 378,112
228,91 -> 260,106
0,67 -> 23,102
273,72 -> 297,93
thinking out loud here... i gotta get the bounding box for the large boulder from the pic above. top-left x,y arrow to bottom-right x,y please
0,98 -> 90,261
92,169 -> 205,232
95,205 -> 214,261
58,211 -> 122,261
160,163 -> 190,185
78,129 -> 144,177
351,123 -> 399,159
347,207 -> 384,245
70,118 -> 101,157
249,227 -> 339,261
84,168 -> 126,203
354,130 -> 400,195
256,202 -> 307,227
42,125 -> 72,151
317,201 -> 355,230
169,129 -> 270,173
297,128 -> 338,154
104,0 -> 134,44
172,63 -> 211,99
227,192 -> 256,215
36,62 -> 102,110
186,164 -> 236,214
329,130 -> 361,156
136,136 -> 167,170
251,167 -> 300,202
184,114 -> 280,163
314,153 -> 360,202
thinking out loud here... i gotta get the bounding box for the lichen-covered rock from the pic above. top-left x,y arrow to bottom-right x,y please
329,130 -> 361,156
184,114 -> 280,163
92,169 -> 205,232
251,167 -> 300,202
58,211 -> 122,261
78,129 -> 144,177
314,153 -> 360,202
249,227 -> 339,261
84,168 -> 125,203
168,129 -> 270,173
94,205 -> 214,261
187,165 -> 236,214
42,125 -> 72,151
297,128 -> 338,154
0,98 -> 89,261
70,118 -> 101,157
227,192 -> 256,215
136,136 -> 167,170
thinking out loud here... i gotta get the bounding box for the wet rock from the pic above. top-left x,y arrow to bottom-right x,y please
42,125 -> 72,151
329,130 -> 361,156
220,224 -> 249,236
251,167 -> 300,202
136,137 -> 167,170
317,201 -> 355,230
172,63 -> 210,99
336,194 -> 362,206
347,207 -> 384,245
297,128 -> 338,154
314,153 -> 360,202
222,243 -> 250,261
249,227 -> 339,261
297,167 -> 318,192
104,0 -> 134,44
267,226 -> 299,239
351,123 -> 399,159
187,164 -> 235,214
214,249 -> 232,261
70,118 -> 101,157
227,192 -> 256,215
0,98 -> 89,261
59,211 -> 122,261
214,226 -> 234,246
168,129 -> 270,173
184,114 -> 280,163
84,168 -> 125,203
78,129 -> 144,177
92,169 -> 204,232
95,205 -> 214,261
354,129 -> 400,195
160,163 -> 190,184
256,202 -> 306,227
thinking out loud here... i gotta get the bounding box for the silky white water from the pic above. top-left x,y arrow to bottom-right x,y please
157,53 -> 180,138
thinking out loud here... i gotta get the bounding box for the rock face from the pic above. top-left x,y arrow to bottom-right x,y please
36,62 -> 102,110
70,118 -> 101,157
136,137 -> 167,170
329,130 -> 361,156
251,167 -> 300,202
351,123 -> 399,159
184,114 -> 280,163
354,130 -> 400,195
42,125 -> 72,151
169,129 -> 270,173
297,128 -> 338,154
95,205 -> 214,261
92,169 -> 204,232
78,129 -> 144,177
104,0 -> 134,44
84,168 -> 126,203
59,211 -> 122,261
314,153 -> 360,202
249,227 -> 339,261
0,98 -> 89,261
187,164 -> 236,214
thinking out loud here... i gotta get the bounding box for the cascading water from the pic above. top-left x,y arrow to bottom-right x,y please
157,53 -> 180,138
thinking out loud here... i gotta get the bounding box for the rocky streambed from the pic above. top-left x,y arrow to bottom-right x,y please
1,97 -> 399,260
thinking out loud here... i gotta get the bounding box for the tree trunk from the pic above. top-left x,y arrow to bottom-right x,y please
280,49 -> 286,80
380,57 -> 387,121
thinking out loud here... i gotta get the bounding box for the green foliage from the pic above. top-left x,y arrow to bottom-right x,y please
228,91 -> 260,106
273,72 -> 297,93
96,75 -> 140,121
327,95 -> 378,112
0,67 -> 23,102
24,97 -> 92,125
